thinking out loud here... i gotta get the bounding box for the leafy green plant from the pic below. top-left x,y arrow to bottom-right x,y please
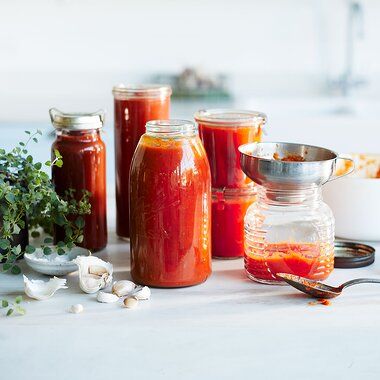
0,130 -> 91,273
1,296 -> 26,316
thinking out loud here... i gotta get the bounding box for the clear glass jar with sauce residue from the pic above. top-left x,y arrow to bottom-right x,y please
244,185 -> 335,284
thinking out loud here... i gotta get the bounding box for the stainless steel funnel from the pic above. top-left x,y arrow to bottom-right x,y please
239,142 -> 354,188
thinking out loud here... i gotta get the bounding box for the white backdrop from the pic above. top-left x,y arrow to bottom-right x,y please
1,0 -> 380,121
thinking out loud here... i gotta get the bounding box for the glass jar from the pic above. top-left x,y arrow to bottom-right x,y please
130,120 -> 212,287
195,109 -> 266,188
244,186 -> 334,284
50,108 -> 107,251
212,187 -> 256,259
112,84 -> 172,239
195,109 -> 267,259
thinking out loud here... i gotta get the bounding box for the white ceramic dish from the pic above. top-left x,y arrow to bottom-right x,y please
323,154 -> 380,241
24,246 -> 90,276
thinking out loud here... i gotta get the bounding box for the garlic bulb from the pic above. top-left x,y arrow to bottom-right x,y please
133,286 -> 151,300
97,291 -> 119,303
23,275 -> 67,301
112,280 -> 136,297
123,297 -> 138,309
73,256 -> 113,294
70,304 -> 84,314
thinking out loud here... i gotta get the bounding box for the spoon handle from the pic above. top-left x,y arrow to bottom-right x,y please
341,278 -> 380,290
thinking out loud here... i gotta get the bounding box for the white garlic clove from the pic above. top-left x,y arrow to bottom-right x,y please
23,275 -> 67,301
112,280 -> 136,297
133,286 -> 151,300
88,265 -> 108,276
73,256 -> 113,294
70,304 -> 84,314
97,291 -> 119,303
123,297 -> 138,309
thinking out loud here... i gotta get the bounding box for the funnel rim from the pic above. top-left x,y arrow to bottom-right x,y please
238,141 -> 338,164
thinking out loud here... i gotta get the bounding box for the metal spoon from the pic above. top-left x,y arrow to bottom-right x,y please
276,273 -> 380,299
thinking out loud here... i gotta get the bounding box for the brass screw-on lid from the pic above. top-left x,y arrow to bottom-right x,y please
49,108 -> 105,130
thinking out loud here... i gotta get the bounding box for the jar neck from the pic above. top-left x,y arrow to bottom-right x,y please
145,120 -> 197,139
56,129 -> 101,142
257,185 -> 323,205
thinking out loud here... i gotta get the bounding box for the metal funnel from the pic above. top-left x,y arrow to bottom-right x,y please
239,142 -> 354,188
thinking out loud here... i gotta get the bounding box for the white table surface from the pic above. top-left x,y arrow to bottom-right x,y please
1,194 -> 380,380
1,101 -> 380,380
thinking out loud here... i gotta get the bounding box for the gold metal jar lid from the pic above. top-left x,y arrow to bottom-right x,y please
112,84 -> 172,100
49,108 -> 105,131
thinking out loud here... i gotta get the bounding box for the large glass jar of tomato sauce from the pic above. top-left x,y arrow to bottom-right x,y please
112,84 -> 171,239
195,109 -> 266,259
130,120 -> 212,287
50,108 -> 107,252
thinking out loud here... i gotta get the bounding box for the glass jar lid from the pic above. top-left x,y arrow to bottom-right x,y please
49,108 -> 105,131
194,109 -> 267,127
112,84 -> 172,100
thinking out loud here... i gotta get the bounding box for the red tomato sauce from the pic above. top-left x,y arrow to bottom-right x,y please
198,123 -> 262,188
245,242 -> 334,282
52,130 -> 107,251
212,189 -> 256,259
113,88 -> 171,238
130,134 -> 211,287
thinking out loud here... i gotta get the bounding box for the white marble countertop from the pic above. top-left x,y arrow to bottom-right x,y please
1,104 -> 380,379
1,195 -> 380,380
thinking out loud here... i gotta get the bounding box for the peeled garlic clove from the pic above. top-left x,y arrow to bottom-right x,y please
23,275 -> 67,301
133,286 -> 151,300
97,291 -> 119,303
73,256 -> 113,294
89,265 -> 108,276
123,297 -> 138,309
112,280 -> 136,297
70,304 -> 84,314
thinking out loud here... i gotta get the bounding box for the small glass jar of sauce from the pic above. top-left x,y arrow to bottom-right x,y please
112,84 -> 172,239
195,109 -> 266,259
244,186 -> 335,284
130,120 -> 212,287
50,108 -> 107,251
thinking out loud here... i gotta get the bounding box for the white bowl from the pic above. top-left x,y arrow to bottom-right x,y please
24,246 -> 89,276
323,154 -> 380,241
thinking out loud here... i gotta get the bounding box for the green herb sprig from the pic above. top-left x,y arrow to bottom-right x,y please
1,296 -> 26,316
0,130 -> 91,273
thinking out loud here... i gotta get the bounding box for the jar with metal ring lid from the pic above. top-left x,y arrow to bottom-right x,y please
50,108 -> 107,252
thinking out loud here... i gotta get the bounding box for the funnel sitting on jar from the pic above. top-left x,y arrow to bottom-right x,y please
238,142 -> 354,285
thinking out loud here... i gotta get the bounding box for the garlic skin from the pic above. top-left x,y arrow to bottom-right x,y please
23,275 -> 67,301
123,297 -> 138,309
70,304 -> 84,314
112,280 -> 136,297
73,256 -> 113,294
97,291 -> 119,303
133,286 -> 151,300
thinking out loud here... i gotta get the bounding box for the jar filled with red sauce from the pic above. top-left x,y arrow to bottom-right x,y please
195,109 -> 266,189
195,109 -> 267,259
112,84 -> 171,239
130,120 -> 211,287
50,108 -> 107,251
212,187 -> 256,259
244,186 -> 334,284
